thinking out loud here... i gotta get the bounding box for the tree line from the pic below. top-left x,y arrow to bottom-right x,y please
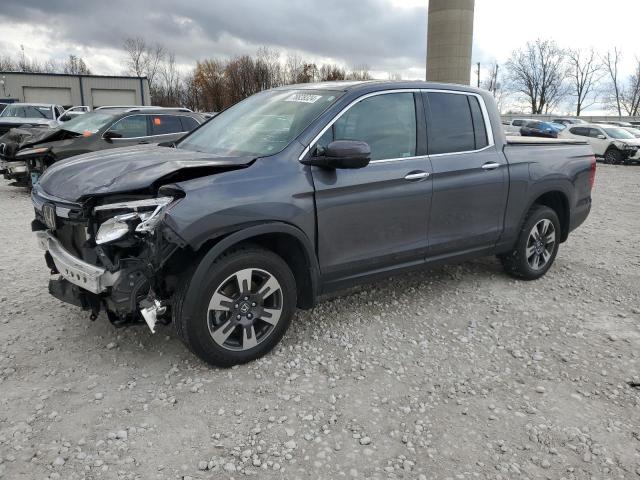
123,38 -> 373,112
3,37 -> 640,116
491,39 -> 640,116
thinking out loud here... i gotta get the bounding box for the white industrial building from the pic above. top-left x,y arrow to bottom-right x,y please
0,72 -> 150,108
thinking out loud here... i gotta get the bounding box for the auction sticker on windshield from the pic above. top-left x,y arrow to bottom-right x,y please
285,93 -> 322,103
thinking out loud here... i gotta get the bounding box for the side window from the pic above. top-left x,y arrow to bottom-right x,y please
512,120 -> 525,127
151,115 -> 184,135
427,92 -> 475,154
589,128 -> 604,138
319,93 -> 417,161
180,116 -> 200,132
569,127 -> 585,136
108,115 -> 148,138
469,96 -> 488,149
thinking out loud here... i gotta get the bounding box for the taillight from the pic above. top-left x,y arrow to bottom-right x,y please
589,155 -> 596,190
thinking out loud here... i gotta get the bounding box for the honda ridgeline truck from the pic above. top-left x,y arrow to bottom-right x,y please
31,81 -> 595,367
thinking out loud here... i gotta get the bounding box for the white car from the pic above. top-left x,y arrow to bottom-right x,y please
0,103 -> 64,136
559,123 -> 640,164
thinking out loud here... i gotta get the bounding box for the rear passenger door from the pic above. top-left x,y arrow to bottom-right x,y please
424,91 -> 508,258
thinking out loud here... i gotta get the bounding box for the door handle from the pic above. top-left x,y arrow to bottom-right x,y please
138,140 -> 150,144
482,162 -> 501,170
404,171 -> 430,181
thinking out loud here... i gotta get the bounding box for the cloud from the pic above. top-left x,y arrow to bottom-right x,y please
0,0 -> 427,77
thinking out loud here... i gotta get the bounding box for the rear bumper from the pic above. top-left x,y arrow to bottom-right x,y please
569,198 -> 591,234
36,230 -> 120,294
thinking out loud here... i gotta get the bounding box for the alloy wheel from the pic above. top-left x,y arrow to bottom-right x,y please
525,219 -> 556,271
207,268 -> 283,351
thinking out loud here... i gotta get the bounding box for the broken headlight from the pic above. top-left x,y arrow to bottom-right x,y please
94,197 -> 173,245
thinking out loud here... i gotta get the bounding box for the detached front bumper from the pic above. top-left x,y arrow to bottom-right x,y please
36,230 -> 120,294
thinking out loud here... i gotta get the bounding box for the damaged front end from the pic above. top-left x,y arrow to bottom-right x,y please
32,186 -> 186,332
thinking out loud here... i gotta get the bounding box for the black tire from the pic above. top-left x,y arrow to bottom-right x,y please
499,205 -> 561,280
173,245 -> 297,367
604,148 -> 622,165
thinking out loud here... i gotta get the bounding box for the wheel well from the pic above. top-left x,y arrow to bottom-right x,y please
533,191 -> 569,241
197,232 -> 316,310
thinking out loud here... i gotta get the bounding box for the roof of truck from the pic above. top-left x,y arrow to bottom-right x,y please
276,80 -> 487,95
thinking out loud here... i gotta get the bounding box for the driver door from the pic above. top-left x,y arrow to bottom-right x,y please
308,91 -> 432,286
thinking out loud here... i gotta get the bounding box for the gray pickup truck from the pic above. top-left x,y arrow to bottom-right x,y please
31,81 -> 595,367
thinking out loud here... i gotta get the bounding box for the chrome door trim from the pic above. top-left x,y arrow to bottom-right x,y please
298,89 -> 422,161
299,88 -> 495,162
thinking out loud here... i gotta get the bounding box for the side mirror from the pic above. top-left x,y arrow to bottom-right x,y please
103,130 -> 123,140
597,134 -> 606,140
301,140 -> 371,169
58,114 -> 72,122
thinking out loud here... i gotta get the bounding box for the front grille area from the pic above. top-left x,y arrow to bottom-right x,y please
53,220 -> 89,260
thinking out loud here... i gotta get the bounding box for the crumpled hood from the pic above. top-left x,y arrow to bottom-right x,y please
38,144 -> 255,202
0,126 -> 66,156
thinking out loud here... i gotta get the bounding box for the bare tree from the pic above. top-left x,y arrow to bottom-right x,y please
63,55 -> 91,75
621,58 -> 640,116
602,48 -> 623,117
319,64 -> 346,81
505,39 -> 567,114
346,65 -> 372,81
481,61 -> 510,113
122,37 -> 165,87
566,48 -> 603,116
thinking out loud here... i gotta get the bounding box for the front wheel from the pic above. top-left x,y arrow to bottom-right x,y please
604,148 -> 622,165
499,205 -> 560,280
173,246 -> 297,367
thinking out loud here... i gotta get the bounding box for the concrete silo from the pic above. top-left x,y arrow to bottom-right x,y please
426,0 -> 475,85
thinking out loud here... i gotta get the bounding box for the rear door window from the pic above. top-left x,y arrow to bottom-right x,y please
150,115 -> 184,135
426,92 -> 476,154
180,116 -> 200,132
108,115 -> 149,138
469,97 -> 488,149
570,127 -> 587,136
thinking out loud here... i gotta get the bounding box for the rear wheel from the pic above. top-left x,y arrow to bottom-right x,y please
173,246 -> 297,367
604,148 -> 622,165
500,205 -> 560,280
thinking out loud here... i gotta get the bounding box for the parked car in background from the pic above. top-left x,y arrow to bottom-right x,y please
1,107 -> 204,185
57,106 -> 91,122
30,81 -> 595,367
560,124 -> 640,164
594,120 -> 634,128
0,103 -> 64,135
551,118 -> 587,126
503,118 -> 530,135
520,120 -> 564,138
621,127 -> 640,138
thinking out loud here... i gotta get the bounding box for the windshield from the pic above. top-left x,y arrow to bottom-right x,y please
624,128 -> 640,138
60,112 -> 117,135
0,104 -> 53,119
604,127 -> 635,139
179,89 -> 341,156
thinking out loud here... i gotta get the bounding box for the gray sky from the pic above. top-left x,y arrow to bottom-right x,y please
1,0 -> 640,111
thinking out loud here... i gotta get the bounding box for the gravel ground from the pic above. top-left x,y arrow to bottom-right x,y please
0,164 -> 639,480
